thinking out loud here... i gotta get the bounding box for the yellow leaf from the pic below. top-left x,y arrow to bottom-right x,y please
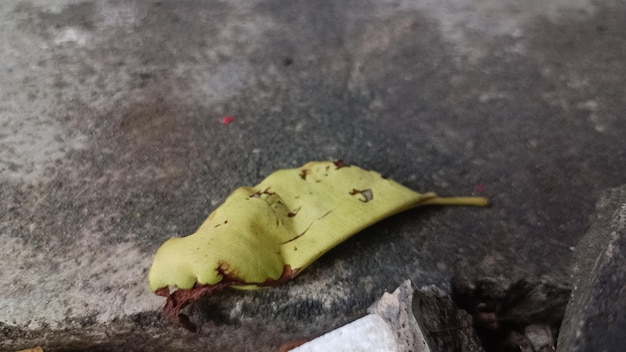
148,161 -> 488,330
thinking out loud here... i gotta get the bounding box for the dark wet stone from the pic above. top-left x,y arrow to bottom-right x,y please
413,285 -> 485,352
452,276 -> 570,352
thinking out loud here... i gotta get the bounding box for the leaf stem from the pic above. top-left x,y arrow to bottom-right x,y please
419,193 -> 489,207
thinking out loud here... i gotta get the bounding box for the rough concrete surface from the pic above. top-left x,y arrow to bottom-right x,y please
557,185 -> 626,352
1,0 -> 625,350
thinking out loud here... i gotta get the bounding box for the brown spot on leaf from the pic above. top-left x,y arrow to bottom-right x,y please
155,286 -> 170,297
317,209 -> 334,220
280,228 -> 309,245
157,282 -> 230,333
333,160 -> 350,169
216,261 -> 243,283
249,187 -> 275,197
349,188 -> 373,202
288,206 -> 301,217
281,209 -> 333,244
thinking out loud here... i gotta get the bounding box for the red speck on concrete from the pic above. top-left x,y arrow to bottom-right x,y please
222,116 -> 236,125
475,183 -> 485,193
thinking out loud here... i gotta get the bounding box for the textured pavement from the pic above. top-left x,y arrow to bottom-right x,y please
1,0 -> 625,350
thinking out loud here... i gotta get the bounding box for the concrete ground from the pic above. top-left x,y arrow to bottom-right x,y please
1,0 -> 624,350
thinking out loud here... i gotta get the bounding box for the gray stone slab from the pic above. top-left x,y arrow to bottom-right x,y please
1,0 -> 625,350
557,185 -> 626,352
368,280 -> 430,352
292,280 -> 484,352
